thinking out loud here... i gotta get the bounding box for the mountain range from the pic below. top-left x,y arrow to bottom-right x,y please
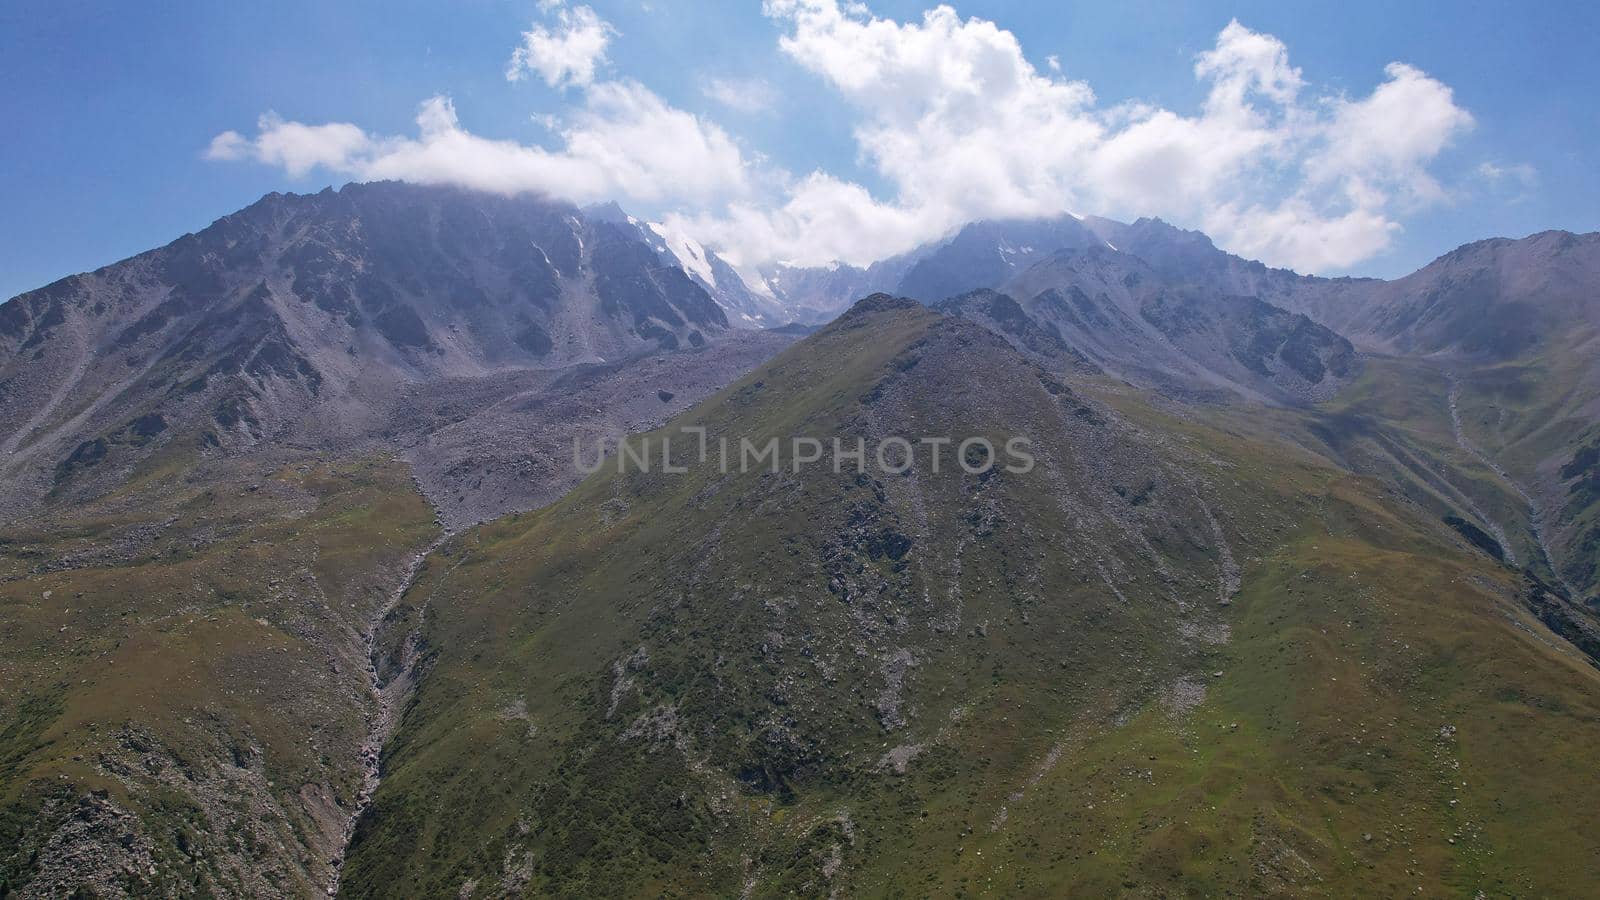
2,181 -> 1599,897
0,183 -> 798,528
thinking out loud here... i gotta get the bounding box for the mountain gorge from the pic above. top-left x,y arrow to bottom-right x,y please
2,181 -> 1599,898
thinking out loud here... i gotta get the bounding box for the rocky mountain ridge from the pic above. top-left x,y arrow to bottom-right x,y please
334,295 -> 1600,897
942,245 -> 1359,404
0,182 -> 795,524
4,181 -> 1600,898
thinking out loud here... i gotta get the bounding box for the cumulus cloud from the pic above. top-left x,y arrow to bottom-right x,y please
722,2 -> 1473,272
507,3 -> 615,88
672,173 -> 933,270
1203,200 -> 1399,276
1308,63 -> 1474,207
204,115 -> 374,178
209,88 -> 750,207
207,0 -> 1475,275
203,130 -> 249,161
211,4 -> 749,209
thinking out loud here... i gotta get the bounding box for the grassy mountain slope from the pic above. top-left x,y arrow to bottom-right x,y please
1448,327 -> 1600,598
339,298 -> 1600,898
0,450 -> 438,896
931,217 -> 1599,599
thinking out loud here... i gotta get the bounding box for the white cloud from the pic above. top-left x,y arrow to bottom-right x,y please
673,172 -> 933,270
209,89 -> 750,207
208,1 -> 1475,275
713,3 -> 1475,273
203,130 -> 249,161
204,114 -> 374,177
211,4 -> 750,212
507,4 -> 615,88
1202,200 -> 1398,275
1194,19 -> 1304,113
703,77 -> 779,114
1308,62 -> 1474,208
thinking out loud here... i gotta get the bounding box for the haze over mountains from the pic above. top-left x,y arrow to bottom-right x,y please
3,181 -> 1600,897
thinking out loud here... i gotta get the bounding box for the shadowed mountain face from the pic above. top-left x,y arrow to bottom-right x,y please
897,214 -> 1108,303
584,201 -> 800,329
0,182 -> 766,517
1083,216 -> 1600,362
940,247 -> 1359,405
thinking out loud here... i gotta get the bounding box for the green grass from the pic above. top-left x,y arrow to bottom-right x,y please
340,303 -> 1600,897
1448,328 -> 1600,594
0,454 -> 438,896
9,299 -> 1593,897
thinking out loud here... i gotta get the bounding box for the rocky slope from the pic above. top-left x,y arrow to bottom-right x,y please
0,182 -> 802,524
0,184 -> 802,897
4,181 -> 1600,896
747,215 -> 1105,322
897,214 -> 1108,303
584,203 -> 799,329
1359,232 -> 1600,598
338,296 -> 1600,897
0,454 -> 439,897
339,296 -> 1250,895
784,211 -> 1598,596
1083,217 -> 1600,362
941,246 -> 1359,405
756,253 -> 921,324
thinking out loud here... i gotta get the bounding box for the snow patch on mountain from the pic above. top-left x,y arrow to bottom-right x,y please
648,222 -> 716,288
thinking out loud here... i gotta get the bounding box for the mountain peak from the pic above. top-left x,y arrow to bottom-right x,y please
582,200 -> 633,224
0,183 -> 743,511
841,292 -> 923,317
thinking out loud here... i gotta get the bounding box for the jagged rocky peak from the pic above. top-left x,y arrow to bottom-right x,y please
0,181 -> 750,511
576,201 -> 805,329
893,213 -> 1108,303
840,291 -> 923,316
927,245 -> 1358,404
0,181 -> 731,367
1355,228 -> 1600,357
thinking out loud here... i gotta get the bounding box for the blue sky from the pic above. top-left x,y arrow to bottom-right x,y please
3,0 -> 1596,300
